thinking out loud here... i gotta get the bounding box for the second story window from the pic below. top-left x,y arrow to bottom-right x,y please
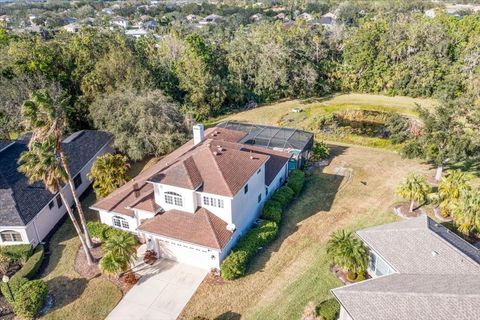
203,196 -> 225,208
244,184 -> 248,194
165,192 -> 183,207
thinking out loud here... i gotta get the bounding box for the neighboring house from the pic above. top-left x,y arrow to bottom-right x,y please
62,23 -> 80,33
319,12 -> 337,27
332,215 -> 480,320
199,14 -> 223,25
0,131 -> 113,247
125,28 -> 148,38
110,16 -> 129,29
185,14 -> 200,22
297,12 -> 313,21
92,124 -> 313,269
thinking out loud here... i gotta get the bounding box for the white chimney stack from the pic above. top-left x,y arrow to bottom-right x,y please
193,124 -> 205,145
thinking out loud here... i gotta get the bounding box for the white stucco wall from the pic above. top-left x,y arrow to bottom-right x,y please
231,163 -> 266,235
99,210 -> 139,233
153,184 -> 198,213
196,192 -> 232,223
0,140 -> 113,247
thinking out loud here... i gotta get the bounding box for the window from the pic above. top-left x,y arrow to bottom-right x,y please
0,230 -> 22,242
204,196 -> 224,208
73,174 -> 82,189
56,195 -> 62,208
258,193 -> 262,203
244,184 -> 249,194
165,192 -> 183,207
112,216 -> 129,229
48,200 -> 54,210
265,187 -> 269,196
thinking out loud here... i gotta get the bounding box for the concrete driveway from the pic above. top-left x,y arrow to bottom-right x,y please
107,260 -> 207,320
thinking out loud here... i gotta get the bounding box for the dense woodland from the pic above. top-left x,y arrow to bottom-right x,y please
0,0 -> 479,161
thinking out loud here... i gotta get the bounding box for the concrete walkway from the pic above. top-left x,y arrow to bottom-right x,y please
107,259 -> 207,320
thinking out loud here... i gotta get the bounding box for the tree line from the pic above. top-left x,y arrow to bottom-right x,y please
1,9 -> 480,161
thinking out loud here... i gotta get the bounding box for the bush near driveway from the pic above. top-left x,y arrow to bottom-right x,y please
13,279 -> 49,320
221,221 -> 279,280
87,221 -> 134,243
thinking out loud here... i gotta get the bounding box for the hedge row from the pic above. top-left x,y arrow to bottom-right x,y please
11,245 -> 44,281
220,221 -> 278,280
87,221 -> 132,242
287,170 -> 305,195
0,244 -> 33,263
271,186 -> 295,207
1,245 -> 47,320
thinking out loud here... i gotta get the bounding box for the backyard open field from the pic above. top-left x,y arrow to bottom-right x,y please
180,144 -> 433,320
211,93 -> 438,150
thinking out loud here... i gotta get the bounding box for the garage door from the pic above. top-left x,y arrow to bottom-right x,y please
156,238 -> 218,269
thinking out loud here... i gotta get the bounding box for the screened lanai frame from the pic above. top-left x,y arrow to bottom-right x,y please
217,121 -> 314,153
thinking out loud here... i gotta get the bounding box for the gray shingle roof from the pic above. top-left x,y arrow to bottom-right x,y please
357,215 -> 480,274
333,216 -> 480,320
0,130 -> 112,226
332,274 -> 480,320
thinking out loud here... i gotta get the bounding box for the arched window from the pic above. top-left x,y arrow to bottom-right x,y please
112,216 -> 129,229
165,192 -> 183,207
0,230 -> 22,242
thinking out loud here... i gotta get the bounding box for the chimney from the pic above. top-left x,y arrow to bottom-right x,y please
193,124 -> 205,146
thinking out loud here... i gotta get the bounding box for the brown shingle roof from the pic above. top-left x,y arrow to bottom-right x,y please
92,127 -> 290,215
138,208 -> 233,249
127,192 -> 160,213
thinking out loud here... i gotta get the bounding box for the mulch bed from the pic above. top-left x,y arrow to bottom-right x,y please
203,270 -> 225,286
0,296 -> 14,320
330,265 -> 355,285
73,243 -> 134,294
393,202 -> 425,219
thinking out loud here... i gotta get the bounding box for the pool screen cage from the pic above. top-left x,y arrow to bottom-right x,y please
217,121 -> 314,154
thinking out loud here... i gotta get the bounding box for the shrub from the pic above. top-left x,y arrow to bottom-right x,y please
287,170 -> 305,194
1,277 -> 28,304
316,299 -> 340,320
13,280 -> 48,320
261,200 -> 282,224
87,221 -> 109,241
123,272 -> 138,285
12,245 -> 44,280
221,221 -> 279,280
144,250 -> 157,265
311,141 -> 330,161
271,186 -> 295,207
0,244 -> 33,263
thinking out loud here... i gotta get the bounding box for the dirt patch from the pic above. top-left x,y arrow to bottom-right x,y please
203,271 -> 225,286
330,265 -> 356,285
0,296 -> 14,320
393,202 -> 425,219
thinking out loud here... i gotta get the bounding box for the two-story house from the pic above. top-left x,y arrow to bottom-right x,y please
92,124 -> 296,269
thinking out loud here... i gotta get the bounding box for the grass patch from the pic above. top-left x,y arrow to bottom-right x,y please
180,144 -> 432,320
212,93 -> 436,150
39,191 -> 122,320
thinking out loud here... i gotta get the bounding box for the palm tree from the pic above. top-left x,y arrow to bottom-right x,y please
100,233 -> 137,277
438,170 -> 472,217
88,153 -> 130,198
326,230 -> 368,278
396,173 -> 431,213
452,189 -> 480,236
22,90 -> 94,249
18,136 -> 94,264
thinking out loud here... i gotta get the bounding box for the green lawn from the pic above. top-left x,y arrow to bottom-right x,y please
180,144 -> 433,319
211,93 -> 437,150
39,190 -> 122,320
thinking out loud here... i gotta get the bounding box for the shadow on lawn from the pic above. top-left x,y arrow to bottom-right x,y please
246,145 -> 347,276
214,311 -> 241,320
44,276 -> 87,313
